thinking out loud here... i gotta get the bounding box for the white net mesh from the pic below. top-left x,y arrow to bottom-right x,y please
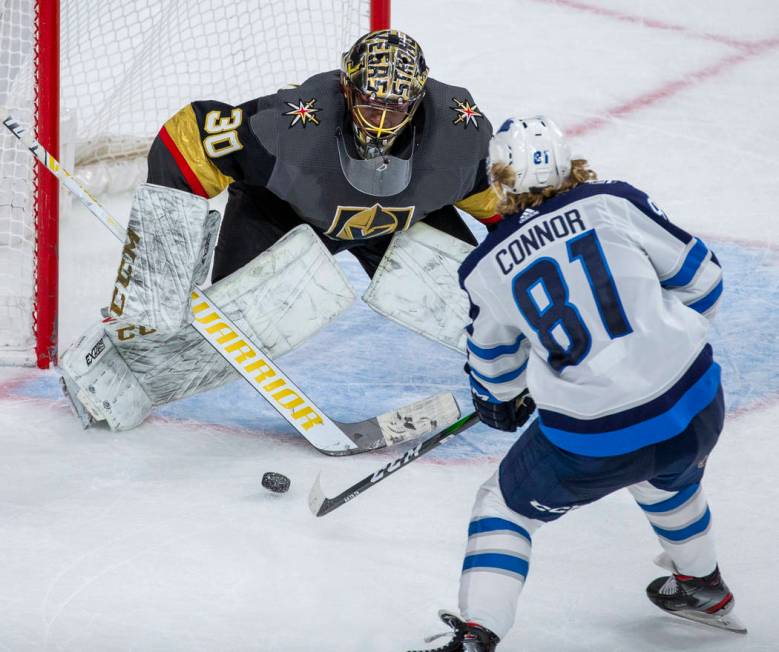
0,0 -> 371,365
64,0 -> 369,191
0,0 -> 36,365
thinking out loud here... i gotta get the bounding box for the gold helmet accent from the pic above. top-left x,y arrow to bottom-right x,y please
341,30 -> 429,158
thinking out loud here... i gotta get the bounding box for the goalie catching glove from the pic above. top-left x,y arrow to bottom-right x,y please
469,370 -> 536,432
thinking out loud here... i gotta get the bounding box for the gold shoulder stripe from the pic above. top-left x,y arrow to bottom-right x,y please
164,104 -> 234,197
455,184 -> 500,220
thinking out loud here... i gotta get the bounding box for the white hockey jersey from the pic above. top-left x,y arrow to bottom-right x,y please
459,181 -> 723,457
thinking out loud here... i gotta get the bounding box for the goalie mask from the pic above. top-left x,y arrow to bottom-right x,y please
341,30 -> 428,160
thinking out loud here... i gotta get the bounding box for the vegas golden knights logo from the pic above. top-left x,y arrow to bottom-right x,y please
326,204 -> 415,240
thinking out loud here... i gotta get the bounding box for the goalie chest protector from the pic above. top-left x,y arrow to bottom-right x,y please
249,71 -> 491,241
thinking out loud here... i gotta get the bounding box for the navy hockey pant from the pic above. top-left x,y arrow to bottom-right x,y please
459,386 -> 724,638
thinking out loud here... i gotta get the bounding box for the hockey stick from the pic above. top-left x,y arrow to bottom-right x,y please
309,412 -> 480,516
1,108 -> 461,455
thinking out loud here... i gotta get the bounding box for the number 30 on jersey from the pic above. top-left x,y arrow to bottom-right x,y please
203,108 -> 243,158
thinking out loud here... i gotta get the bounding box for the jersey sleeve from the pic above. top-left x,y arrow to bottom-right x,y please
147,98 -> 275,197
618,183 -> 723,319
460,266 -> 530,402
454,155 -> 502,229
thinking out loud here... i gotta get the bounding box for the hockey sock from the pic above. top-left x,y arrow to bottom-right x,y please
629,481 -> 718,578
458,471 -> 544,639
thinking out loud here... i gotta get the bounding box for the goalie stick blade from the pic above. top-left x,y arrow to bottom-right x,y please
309,412 -> 480,516
328,392 -> 461,456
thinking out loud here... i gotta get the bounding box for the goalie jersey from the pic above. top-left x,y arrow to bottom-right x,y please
147,71 -> 500,239
459,181 -> 724,457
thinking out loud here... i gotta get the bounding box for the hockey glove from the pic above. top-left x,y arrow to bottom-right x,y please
471,387 -> 536,433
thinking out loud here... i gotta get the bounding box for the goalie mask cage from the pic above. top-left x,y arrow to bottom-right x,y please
0,0 -> 390,369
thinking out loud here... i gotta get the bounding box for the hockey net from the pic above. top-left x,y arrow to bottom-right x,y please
0,0 -> 384,367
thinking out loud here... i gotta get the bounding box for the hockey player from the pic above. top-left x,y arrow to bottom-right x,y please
411,117 -> 743,651
58,30 -> 500,433
147,29 -> 500,281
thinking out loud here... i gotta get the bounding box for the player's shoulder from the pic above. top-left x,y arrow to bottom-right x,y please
260,70 -> 342,111
564,179 -> 670,224
422,77 -> 492,150
531,179 -> 651,207
458,180 -> 652,286
521,179 -> 662,223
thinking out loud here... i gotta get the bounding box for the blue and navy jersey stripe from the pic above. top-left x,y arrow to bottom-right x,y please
469,359 -> 528,385
538,345 -> 721,456
661,240 -> 709,288
467,332 -> 526,360
469,376 -> 502,404
689,279 -> 723,314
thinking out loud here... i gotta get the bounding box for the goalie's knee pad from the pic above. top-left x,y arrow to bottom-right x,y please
109,183 -> 220,332
60,323 -> 153,431
363,222 -> 473,352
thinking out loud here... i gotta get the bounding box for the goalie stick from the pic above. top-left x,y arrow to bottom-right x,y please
309,412 -> 480,516
1,108 -> 461,456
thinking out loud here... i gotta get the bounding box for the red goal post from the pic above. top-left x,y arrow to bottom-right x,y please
0,0 -> 390,369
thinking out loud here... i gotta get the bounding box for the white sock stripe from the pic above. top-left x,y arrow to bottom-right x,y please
464,548 -> 530,562
461,566 -> 528,582
642,486 -> 703,516
628,480 -> 677,504
655,519 -> 713,545
467,530 -> 533,552
644,496 -> 709,530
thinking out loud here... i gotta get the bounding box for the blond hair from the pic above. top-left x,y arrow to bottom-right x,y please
491,159 -> 598,216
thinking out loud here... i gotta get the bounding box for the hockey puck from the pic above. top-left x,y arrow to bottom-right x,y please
261,471 -> 291,494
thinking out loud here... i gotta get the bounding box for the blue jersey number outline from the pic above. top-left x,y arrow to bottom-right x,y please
512,229 -> 632,371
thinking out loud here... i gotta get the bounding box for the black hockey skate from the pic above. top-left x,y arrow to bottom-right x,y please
408,611 -> 499,651
647,564 -> 746,634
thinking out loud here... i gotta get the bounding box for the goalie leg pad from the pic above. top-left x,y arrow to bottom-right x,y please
108,183 -> 220,332
107,224 -> 356,407
60,323 -> 153,431
362,222 -> 473,353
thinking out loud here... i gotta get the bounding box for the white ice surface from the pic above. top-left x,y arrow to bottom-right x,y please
2,1 -> 779,650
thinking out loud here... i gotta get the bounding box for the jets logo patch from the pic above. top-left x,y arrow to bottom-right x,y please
450,97 -> 482,129
326,204 -> 415,240
284,98 -> 321,128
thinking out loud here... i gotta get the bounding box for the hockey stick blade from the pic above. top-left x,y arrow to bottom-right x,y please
309,412 -> 480,515
1,107 -> 456,456
328,391 -> 461,456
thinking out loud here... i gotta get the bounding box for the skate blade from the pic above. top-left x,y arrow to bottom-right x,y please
662,607 -> 747,634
